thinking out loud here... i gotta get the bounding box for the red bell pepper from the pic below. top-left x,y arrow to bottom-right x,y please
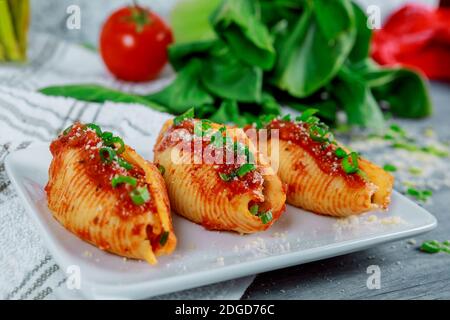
372,3 -> 450,82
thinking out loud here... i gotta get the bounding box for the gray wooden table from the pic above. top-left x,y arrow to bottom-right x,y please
243,83 -> 450,300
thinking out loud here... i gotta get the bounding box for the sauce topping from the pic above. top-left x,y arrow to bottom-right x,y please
49,122 -> 155,219
157,119 -> 264,196
266,119 -> 366,187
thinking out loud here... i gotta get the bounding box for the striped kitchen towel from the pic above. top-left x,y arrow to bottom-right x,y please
0,33 -> 254,300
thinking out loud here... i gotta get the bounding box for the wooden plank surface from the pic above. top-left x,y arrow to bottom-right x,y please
243,83 -> 450,300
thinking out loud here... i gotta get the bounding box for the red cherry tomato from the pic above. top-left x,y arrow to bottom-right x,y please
100,6 -> 173,82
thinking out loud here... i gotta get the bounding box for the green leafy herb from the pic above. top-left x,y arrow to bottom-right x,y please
383,164 -> 397,172
407,188 -> 433,202
296,108 -> 319,122
159,231 -> 170,246
335,148 -> 347,159
421,240 -> 450,254
130,187 -> 150,205
173,107 -> 195,126
258,210 -> 273,224
99,147 -> 116,164
62,125 -> 73,135
342,152 -> 359,174
111,175 -> 137,188
236,163 -> 255,177
249,204 -> 259,215
157,164 -> 166,175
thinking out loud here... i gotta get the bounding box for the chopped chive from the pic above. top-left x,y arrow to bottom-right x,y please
335,148 -> 347,159
85,123 -> 102,136
342,152 -> 359,174
99,147 -> 116,164
159,231 -> 169,246
249,204 -> 259,215
130,187 -> 150,205
392,142 -> 419,152
236,163 -> 256,177
297,108 -> 319,122
309,124 -> 329,143
408,167 -> 422,175
383,164 -> 397,172
421,146 -> 449,158
62,125 -> 73,135
173,107 -> 195,126
421,240 -> 443,254
157,164 -> 165,175
259,210 -> 273,224
219,172 -> 233,182
407,188 -> 432,201
117,157 -> 133,170
111,175 -> 137,188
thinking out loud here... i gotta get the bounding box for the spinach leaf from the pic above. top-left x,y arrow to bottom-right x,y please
200,44 -> 262,103
259,0 -> 304,27
209,100 -> 240,124
333,66 -> 385,129
146,59 -> 214,114
39,84 -> 168,112
349,59 -> 432,118
168,40 -> 216,71
211,0 -> 275,70
271,0 -> 356,98
348,2 -> 372,63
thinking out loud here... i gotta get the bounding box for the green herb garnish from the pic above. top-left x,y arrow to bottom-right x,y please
421,240 -> 450,254
62,125 -> 73,136
219,172 -> 233,182
259,211 -> 273,224
159,231 -> 170,246
117,157 -> 133,170
173,107 -> 195,126
236,163 -> 255,177
383,164 -> 397,172
130,187 -> 150,205
406,188 -> 433,201
249,204 -> 259,215
99,147 -> 116,164
111,175 -> 137,188
157,164 -> 166,175
86,123 -> 102,136
342,152 -> 359,174
335,148 -> 347,159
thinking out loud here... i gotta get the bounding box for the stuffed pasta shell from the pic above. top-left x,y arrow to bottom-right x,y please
153,109 -> 286,234
45,122 -> 176,264
254,110 -> 394,217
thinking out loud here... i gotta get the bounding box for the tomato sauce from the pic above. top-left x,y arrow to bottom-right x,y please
157,119 -> 264,196
266,119 -> 366,188
48,122 -> 155,219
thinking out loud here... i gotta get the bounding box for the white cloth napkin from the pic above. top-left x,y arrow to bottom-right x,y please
0,33 -> 254,300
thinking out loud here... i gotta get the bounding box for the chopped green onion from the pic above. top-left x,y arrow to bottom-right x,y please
421,146 -> 449,158
117,157 -> 133,170
249,204 -> 259,215
383,164 -> 397,172
101,131 -> 114,142
85,123 -> 102,136
130,187 -> 150,205
342,152 -> 359,174
173,107 -> 195,126
219,126 -> 226,133
297,108 -> 319,122
99,147 -> 116,164
159,231 -> 169,246
281,114 -> 291,121
408,167 -> 422,175
309,124 -> 329,143
259,210 -> 273,224
392,142 -> 419,152
407,188 -> 433,201
111,175 -> 137,188
157,164 -> 165,175
219,172 -> 233,182
62,125 -> 73,135
421,240 -> 443,254
111,137 -> 125,154
335,148 -> 347,159
236,163 -> 256,177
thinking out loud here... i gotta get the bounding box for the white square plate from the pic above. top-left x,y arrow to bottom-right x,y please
5,143 -> 437,299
